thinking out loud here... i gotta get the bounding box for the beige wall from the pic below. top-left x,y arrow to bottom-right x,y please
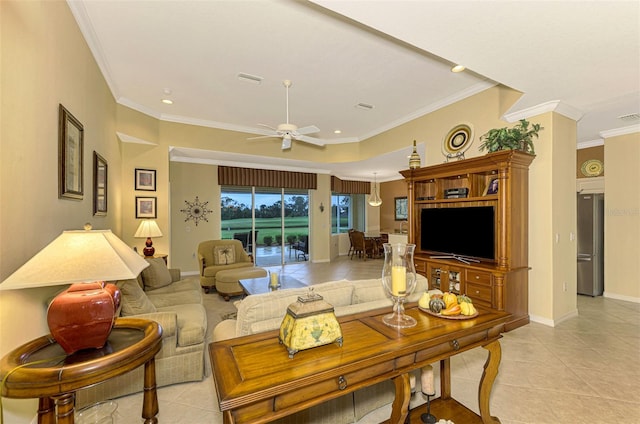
170,161 -> 221,273
380,179 -> 409,233
604,132 -> 640,299
0,1 -> 121,421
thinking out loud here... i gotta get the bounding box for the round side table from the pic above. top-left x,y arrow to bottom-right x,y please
0,318 -> 162,424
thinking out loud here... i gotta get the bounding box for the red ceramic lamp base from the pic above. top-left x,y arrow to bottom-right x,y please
47,282 -> 121,355
143,237 -> 155,257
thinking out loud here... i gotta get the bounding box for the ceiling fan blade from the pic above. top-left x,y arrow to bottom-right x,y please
296,125 -> 320,135
247,134 -> 277,141
281,137 -> 292,150
295,134 -> 326,146
257,123 -> 277,131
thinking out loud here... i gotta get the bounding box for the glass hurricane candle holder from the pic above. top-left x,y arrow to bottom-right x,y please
381,243 -> 417,328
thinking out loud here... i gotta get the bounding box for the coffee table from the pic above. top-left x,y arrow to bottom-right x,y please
239,275 -> 307,295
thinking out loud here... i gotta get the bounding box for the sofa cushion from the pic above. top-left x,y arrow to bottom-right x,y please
156,303 -> 206,347
147,290 -> 203,308
236,281 -> 353,336
352,278 -> 388,304
214,245 -> 236,265
117,279 -> 157,316
141,258 -> 173,290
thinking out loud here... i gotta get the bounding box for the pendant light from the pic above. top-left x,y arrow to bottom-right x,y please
368,173 -> 382,207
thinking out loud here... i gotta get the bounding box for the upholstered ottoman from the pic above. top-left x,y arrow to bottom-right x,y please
215,267 -> 268,301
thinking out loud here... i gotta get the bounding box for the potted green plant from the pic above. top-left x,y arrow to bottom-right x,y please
479,119 -> 543,154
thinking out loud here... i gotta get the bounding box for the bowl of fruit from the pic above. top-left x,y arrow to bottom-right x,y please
418,290 -> 478,319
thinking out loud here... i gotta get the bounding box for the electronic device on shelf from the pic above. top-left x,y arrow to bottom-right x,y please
444,188 -> 469,199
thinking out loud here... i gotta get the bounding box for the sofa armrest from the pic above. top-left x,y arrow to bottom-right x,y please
212,319 -> 237,342
132,311 -> 177,339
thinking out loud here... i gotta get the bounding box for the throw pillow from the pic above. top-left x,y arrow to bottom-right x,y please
141,257 -> 173,290
214,245 -> 236,265
117,279 -> 157,316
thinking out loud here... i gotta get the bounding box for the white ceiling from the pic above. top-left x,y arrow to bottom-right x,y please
68,0 -> 639,181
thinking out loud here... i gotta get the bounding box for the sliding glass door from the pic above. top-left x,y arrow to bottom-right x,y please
221,186 -> 309,266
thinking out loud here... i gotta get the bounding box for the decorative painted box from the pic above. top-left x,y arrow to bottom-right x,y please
278,290 -> 343,358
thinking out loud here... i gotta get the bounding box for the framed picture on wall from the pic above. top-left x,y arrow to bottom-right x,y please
135,168 -> 156,191
58,104 -> 84,200
136,196 -> 157,218
395,197 -> 408,221
93,151 -> 107,216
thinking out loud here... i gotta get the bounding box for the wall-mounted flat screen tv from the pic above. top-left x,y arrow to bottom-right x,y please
420,206 -> 495,261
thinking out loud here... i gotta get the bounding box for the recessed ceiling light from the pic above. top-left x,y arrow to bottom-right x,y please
355,103 -> 374,110
451,65 -> 466,73
334,130 -> 342,134
237,73 -> 263,84
161,99 -> 173,105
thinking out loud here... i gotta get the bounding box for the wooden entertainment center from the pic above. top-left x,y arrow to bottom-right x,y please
400,150 -> 535,331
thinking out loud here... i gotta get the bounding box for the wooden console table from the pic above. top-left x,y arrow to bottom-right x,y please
0,318 -> 162,424
209,304 -> 510,424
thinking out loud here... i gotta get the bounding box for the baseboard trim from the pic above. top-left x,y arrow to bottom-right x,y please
603,291 -> 640,303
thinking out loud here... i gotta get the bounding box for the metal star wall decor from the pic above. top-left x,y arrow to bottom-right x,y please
180,196 -> 212,226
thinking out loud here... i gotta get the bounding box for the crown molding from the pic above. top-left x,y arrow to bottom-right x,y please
600,124 -> 640,139
503,100 -> 584,123
577,139 -> 604,149
116,132 -> 157,145
357,80 -> 496,142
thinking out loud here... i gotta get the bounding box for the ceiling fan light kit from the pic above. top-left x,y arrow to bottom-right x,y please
248,79 -> 324,150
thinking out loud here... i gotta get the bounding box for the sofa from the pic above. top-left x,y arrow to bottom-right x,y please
198,239 -> 255,293
76,258 -> 207,406
212,274 -> 428,423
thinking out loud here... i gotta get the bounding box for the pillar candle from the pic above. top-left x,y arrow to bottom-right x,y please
270,271 -> 278,287
421,364 -> 435,396
391,265 -> 406,296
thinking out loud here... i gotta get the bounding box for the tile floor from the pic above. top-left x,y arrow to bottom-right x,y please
111,256 -> 639,423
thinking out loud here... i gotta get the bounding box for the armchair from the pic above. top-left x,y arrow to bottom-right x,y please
197,239 -> 254,293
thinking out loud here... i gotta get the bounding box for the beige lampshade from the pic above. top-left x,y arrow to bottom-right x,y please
134,220 -> 163,238
0,229 -> 149,290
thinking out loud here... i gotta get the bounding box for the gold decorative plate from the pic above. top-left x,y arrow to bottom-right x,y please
580,159 -> 603,177
419,306 -> 478,320
442,123 -> 473,157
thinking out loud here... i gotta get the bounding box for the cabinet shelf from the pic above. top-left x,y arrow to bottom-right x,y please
415,194 -> 498,205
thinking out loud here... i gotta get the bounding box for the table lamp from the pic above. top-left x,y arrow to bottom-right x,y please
134,219 -> 162,257
0,225 -> 149,354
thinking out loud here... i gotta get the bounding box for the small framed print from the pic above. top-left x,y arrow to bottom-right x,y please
93,151 -> 107,216
136,196 -> 157,218
395,197 -> 408,221
58,104 -> 84,200
483,178 -> 499,196
135,168 -> 156,191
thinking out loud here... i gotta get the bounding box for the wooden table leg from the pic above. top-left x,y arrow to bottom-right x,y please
37,397 -> 55,424
479,340 -> 502,424
142,357 -> 159,424
389,373 -> 411,424
53,393 -> 74,424
440,358 -> 451,400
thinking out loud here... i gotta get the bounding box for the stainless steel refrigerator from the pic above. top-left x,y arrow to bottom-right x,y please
576,193 -> 604,296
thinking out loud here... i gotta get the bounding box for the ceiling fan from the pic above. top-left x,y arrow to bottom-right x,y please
248,80 -> 324,150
